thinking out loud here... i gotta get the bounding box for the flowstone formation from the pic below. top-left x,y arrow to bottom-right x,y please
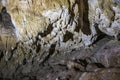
0,0 -> 120,80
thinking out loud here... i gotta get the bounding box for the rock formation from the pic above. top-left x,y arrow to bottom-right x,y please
0,6 -> 18,51
0,0 -> 120,50
0,0 -> 120,80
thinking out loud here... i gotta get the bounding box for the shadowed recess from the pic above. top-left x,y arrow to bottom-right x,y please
41,43 -> 56,64
75,0 -> 91,35
39,23 -> 53,37
67,0 -> 75,26
82,0 -> 91,35
1,7 -> 15,29
74,0 -> 82,32
63,31 -> 74,42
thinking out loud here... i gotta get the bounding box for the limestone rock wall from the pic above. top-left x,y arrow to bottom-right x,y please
0,0 -> 120,79
0,0 -> 119,48
0,0 -> 120,52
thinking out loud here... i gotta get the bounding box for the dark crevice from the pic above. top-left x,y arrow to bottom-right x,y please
39,23 -> 53,37
91,23 -> 107,45
81,0 -> 91,35
0,51 -> 4,61
92,34 -> 106,45
63,31 -> 74,42
1,7 -> 15,29
22,58 -> 27,65
40,43 -> 56,65
49,43 -> 56,55
74,0 -> 82,32
75,0 -> 91,35
67,0 -> 75,26
36,44 -> 41,53
75,59 -> 88,67
94,63 -> 105,68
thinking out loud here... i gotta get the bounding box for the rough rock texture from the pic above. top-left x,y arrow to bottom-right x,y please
93,40 -> 120,68
0,0 -> 120,80
0,7 -> 18,51
0,0 -> 120,51
79,68 -> 120,80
